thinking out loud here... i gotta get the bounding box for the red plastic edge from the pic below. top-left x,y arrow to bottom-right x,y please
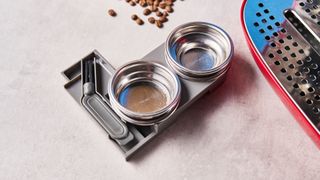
240,0 -> 320,148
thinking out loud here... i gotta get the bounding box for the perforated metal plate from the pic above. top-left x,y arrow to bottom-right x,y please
243,0 -> 320,134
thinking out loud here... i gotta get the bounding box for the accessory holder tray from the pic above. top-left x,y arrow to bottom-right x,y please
62,43 -> 227,160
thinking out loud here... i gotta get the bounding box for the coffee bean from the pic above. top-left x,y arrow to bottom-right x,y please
156,11 -> 163,17
159,16 -> 167,22
159,2 -> 166,9
155,20 -> 163,28
131,14 -> 138,20
110,0 -> 182,27
129,1 -> 136,6
151,5 -> 158,12
108,9 -> 117,17
143,8 -> 151,15
140,1 -> 147,7
165,6 -> 173,13
148,17 -> 155,24
136,18 -> 144,25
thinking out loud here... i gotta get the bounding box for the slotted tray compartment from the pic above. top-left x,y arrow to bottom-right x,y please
241,0 -> 320,148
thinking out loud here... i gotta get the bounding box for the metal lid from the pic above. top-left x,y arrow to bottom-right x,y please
165,22 -> 234,80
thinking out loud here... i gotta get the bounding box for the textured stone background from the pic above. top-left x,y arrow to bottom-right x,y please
0,0 -> 319,179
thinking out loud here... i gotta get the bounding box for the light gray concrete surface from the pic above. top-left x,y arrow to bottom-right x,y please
0,0 -> 319,179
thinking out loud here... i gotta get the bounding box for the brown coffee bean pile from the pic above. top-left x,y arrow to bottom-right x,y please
108,0 -> 182,28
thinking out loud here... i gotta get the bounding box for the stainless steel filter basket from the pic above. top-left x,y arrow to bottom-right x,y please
165,22 -> 234,80
108,61 -> 181,126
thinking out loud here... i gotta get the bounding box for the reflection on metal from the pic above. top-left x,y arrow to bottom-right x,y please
165,22 -> 233,81
243,0 -> 320,134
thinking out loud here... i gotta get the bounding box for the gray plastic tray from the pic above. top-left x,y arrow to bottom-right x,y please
62,44 -> 227,160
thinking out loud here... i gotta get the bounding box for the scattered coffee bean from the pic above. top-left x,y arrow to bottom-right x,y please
159,16 -> 167,22
108,9 -> 117,17
165,6 -> 173,13
147,0 -> 153,6
131,14 -> 138,20
151,5 -> 158,12
143,8 -> 151,15
109,0 -> 182,28
129,1 -> 136,6
156,11 -> 163,17
140,1 -> 147,7
166,1 -> 173,6
136,18 -> 144,25
155,20 -> 163,28
148,17 -> 156,24
159,3 -> 166,9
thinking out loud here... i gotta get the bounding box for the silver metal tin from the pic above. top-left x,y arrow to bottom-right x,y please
165,22 -> 234,80
108,61 -> 181,126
